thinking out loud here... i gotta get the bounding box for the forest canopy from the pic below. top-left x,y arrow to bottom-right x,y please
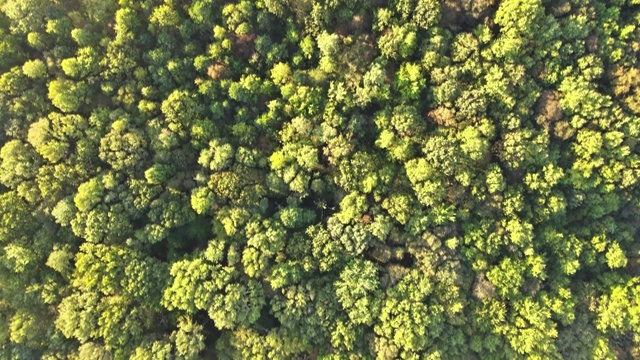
1,0 -> 640,358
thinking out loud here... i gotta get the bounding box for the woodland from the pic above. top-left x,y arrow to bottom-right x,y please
1,0 -> 640,359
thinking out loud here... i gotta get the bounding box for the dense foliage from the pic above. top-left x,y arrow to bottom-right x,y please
1,0 -> 640,358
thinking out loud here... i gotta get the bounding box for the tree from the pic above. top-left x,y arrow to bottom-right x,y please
498,297 -> 561,357
22,59 -> 47,79
99,121 -> 149,173
74,177 -> 104,213
161,90 -> 203,136
374,296 -> 439,356
395,63 -> 425,100
596,280 -> 640,336
190,187 -> 215,215
356,60 -> 390,106
207,280 -> 265,329
335,192 -> 368,224
486,257 -> 526,298
335,259 -> 381,325
377,24 -> 417,59
270,62 -> 292,86
0,33 -> 25,73
61,47 -> 100,79
0,140 -> 40,188
171,316 -> 205,360
492,0 -> 545,59
48,79 -> 89,113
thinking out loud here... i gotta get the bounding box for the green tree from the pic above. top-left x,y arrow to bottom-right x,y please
395,62 -> 425,100
48,79 -> 89,113
0,140 -> 40,188
22,59 -> 47,79
335,259 -> 381,325
378,24 -> 417,59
